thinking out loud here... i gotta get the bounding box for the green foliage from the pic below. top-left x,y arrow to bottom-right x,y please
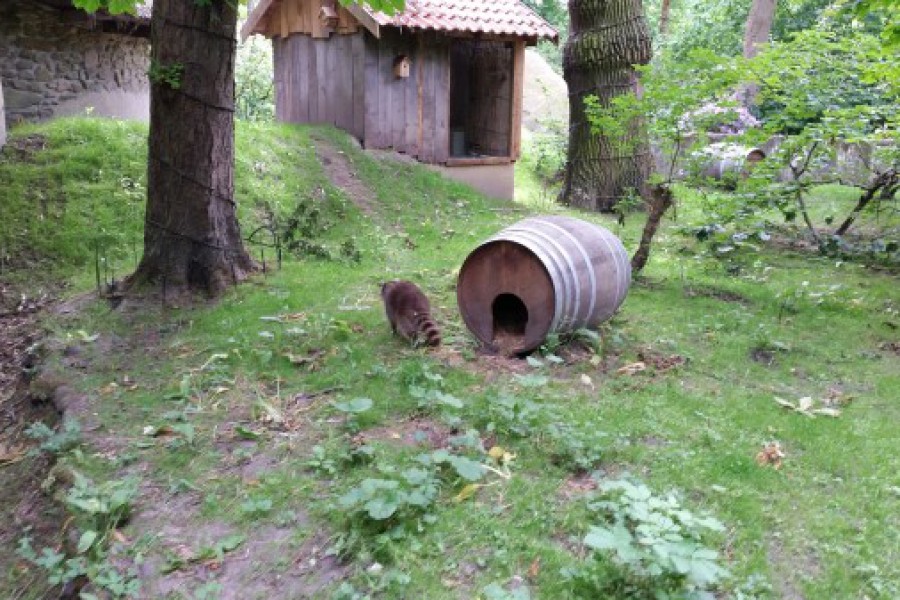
586,24 -> 899,264
236,35 -> 274,122
18,474 -> 140,598
522,0 -> 568,70
25,419 -> 82,456
570,478 -> 729,599
148,61 -> 184,90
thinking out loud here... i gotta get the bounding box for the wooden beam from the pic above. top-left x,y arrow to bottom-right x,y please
510,40 -> 525,160
241,0 -> 277,40
345,4 -> 380,38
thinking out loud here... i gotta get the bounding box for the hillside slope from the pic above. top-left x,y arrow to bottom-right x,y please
1,119 -> 898,600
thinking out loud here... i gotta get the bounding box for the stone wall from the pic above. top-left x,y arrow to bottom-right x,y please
0,0 -> 150,129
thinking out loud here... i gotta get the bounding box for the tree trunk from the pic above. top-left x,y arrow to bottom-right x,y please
631,184 -> 673,273
561,0 -> 653,212
130,0 -> 254,296
743,0 -> 776,59
659,0 -> 671,38
740,0 -> 776,106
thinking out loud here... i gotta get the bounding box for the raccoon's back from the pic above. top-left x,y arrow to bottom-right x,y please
382,280 -> 441,347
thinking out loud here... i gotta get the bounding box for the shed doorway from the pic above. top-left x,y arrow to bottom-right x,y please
449,40 -> 514,160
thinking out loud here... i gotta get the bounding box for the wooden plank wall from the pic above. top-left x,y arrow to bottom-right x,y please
362,30 -> 450,163
259,0 -> 360,39
275,27 -> 457,165
273,32 -> 365,140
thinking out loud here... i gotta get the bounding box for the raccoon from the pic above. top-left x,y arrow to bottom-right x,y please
380,280 -> 441,347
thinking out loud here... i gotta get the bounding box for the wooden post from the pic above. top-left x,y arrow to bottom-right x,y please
509,40 -> 525,160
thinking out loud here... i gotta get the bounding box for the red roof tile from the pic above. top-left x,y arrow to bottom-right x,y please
369,0 -> 557,42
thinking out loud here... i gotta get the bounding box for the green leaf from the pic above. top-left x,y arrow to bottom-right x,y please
584,522 -> 635,556
76,530 -> 98,554
234,425 -> 262,440
333,397 -> 374,413
434,392 -> 464,408
447,455 -> 485,481
365,496 -> 400,520
217,534 -> 246,553
514,374 -> 549,388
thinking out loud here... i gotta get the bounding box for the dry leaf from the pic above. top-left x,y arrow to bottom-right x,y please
773,397 -> 796,409
580,374 -> 594,389
453,484 -> 480,503
812,407 -> 841,418
797,396 -> 814,412
488,446 -> 506,461
0,442 -> 27,467
617,361 -> 646,376
755,441 -> 785,469
527,557 -> 541,580
112,529 -> 129,544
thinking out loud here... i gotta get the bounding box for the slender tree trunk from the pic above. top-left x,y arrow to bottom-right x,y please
130,0 -> 254,296
631,184 -> 673,273
659,0 -> 671,38
834,170 -> 898,236
740,0 -> 776,106
743,0 -> 776,58
561,0 -> 652,212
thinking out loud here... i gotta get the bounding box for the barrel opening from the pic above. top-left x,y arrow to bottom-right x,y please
492,293 -> 528,353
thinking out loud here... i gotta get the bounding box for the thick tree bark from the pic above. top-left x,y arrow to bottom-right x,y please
561,0 -> 653,212
130,0 -> 254,296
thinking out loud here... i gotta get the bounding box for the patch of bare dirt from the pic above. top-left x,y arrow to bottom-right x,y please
134,497 -> 345,600
462,351 -> 532,381
750,346 -> 778,366
684,285 -> 751,305
559,472 -> 598,501
356,415 -> 456,449
0,133 -> 47,162
637,347 -> 688,372
0,283 -> 64,597
879,340 -> 900,355
767,538 -> 822,600
312,137 -> 376,216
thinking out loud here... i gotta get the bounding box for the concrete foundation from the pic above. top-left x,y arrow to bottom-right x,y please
434,163 -> 515,200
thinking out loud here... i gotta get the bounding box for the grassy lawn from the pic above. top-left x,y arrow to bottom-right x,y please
1,119 -> 897,599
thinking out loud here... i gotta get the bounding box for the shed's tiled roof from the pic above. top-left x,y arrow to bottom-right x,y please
370,0 -> 557,41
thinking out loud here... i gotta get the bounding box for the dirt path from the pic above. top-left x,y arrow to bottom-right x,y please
311,136 -> 376,216
0,284 -> 65,598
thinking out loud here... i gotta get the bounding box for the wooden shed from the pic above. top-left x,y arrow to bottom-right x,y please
241,0 -> 557,199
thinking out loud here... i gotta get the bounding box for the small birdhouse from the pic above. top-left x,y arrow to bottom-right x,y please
393,55 -> 411,79
319,5 -> 338,29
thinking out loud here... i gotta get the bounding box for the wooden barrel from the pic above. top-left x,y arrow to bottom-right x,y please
457,216 -> 630,354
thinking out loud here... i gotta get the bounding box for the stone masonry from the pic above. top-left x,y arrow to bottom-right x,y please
0,0 -> 150,129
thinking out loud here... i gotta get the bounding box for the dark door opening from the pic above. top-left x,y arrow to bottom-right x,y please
492,293 -> 528,353
449,40 -> 514,159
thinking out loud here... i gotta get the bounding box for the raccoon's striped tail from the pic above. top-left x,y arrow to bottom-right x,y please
413,312 -> 441,347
